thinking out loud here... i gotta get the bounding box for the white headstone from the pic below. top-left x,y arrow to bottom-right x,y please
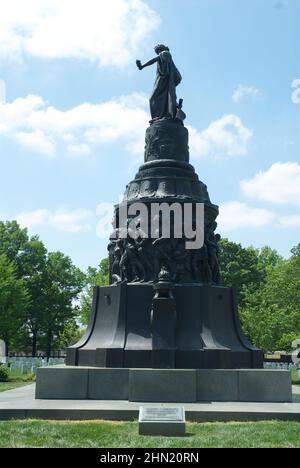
0,339 -> 6,363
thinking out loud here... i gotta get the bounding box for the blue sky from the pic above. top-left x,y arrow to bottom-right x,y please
0,0 -> 299,271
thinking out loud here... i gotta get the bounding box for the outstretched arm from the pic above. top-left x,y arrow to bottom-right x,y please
136,56 -> 159,70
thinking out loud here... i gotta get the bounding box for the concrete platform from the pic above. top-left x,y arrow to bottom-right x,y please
0,384 -> 299,422
35,366 -> 293,403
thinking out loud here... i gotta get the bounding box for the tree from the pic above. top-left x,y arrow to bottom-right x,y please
80,258 -> 109,325
240,245 -> 300,351
0,221 -> 28,265
0,221 -> 86,356
218,239 -> 281,307
57,320 -> 84,349
41,251 -> 86,358
0,254 -> 29,355
19,238 -> 48,356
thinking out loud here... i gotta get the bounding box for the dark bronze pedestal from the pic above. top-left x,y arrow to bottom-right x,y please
67,119 -> 263,370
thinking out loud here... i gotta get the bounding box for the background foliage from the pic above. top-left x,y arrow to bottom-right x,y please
0,220 -> 299,355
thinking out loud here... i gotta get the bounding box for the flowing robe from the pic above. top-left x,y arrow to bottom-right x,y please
150,51 -> 182,120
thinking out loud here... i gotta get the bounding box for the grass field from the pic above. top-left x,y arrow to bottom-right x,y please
0,369 -> 35,392
0,420 -> 299,448
0,368 -> 299,448
292,370 -> 300,386
0,381 -> 34,392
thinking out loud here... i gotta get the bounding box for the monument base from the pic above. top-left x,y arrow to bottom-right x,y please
66,283 -> 263,370
35,366 -> 292,403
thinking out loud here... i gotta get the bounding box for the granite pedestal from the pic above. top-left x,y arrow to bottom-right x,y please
35,366 -> 292,403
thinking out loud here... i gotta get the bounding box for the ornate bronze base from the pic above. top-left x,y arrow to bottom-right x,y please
66,283 -> 263,369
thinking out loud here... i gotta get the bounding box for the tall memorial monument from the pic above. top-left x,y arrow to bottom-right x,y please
67,44 -> 262,370
36,46 -> 292,403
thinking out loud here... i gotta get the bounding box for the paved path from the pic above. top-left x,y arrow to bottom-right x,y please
0,384 -> 299,421
293,385 -> 300,396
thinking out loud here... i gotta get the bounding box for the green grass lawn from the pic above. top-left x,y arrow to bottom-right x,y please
0,420 -> 299,448
292,370 -> 300,386
0,368 -> 35,392
0,381 -> 34,392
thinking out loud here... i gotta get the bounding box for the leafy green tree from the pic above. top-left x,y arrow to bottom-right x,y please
41,251 -> 86,358
0,221 -> 86,356
0,221 -> 28,265
0,221 -> 50,355
240,245 -> 300,351
19,238 -> 48,356
218,239 -> 281,307
0,254 -> 29,355
57,320 -> 84,349
80,258 -> 109,325
257,245 -> 282,272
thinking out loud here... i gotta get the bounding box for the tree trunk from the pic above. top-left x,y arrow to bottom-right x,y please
32,331 -> 37,357
46,329 -> 52,359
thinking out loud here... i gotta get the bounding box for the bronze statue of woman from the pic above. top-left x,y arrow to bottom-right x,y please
136,44 -> 184,122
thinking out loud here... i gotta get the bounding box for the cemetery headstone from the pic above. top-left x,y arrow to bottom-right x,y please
0,340 -> 6,364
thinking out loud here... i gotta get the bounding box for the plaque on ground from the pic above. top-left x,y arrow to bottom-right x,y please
138,406 -> 185,436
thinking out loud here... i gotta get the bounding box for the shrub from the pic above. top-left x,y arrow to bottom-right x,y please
0,365 -> 9,382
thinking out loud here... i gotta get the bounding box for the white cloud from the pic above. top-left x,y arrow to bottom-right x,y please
278,214 -> 300,227
0,93 -> 253,161
232,84 -> 259,103
0,0 -> 160,67
0,92 -> 149,157
16,208 -> 93,232
15,130 -> 55,157
48,209 -> 93,232
217,201 -> 275,231
188,114 -> 253,159
291,79 -> 300,104
16,209 -> 49,229
67,143 -> 91,157
0,95 -> 44,133
241,162 -> 300,206
0,79 -> 6,103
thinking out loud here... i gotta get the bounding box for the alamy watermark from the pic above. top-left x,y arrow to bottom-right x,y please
96,201 -> 205,250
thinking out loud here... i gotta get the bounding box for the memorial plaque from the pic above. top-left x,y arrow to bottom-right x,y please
138,406 -> 185,436
140,406 -> 184,422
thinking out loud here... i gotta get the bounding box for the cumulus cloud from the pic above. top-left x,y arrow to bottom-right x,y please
241,162 -> 300,206
16,208 -> 93,232
15,131 -> 55,157
0,92 -> 149,158
278,214 -> 300,227
232,84 -> 260,103
188,114 -> 253,159
1,93 -> 253,160
16,209 -> 49,230
0,0 -> 160,67
67,143 -> 91,157
0,79 -> 6,103
217,201 -> 275,231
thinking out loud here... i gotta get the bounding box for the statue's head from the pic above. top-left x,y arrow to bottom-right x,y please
154,44 -> 169,55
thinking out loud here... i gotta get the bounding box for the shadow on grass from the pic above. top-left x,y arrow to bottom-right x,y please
142,432 -> 195,438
